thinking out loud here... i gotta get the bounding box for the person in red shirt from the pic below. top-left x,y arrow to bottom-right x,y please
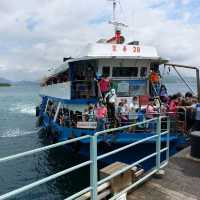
99,75 -> 110,98
96,102 -> 108,131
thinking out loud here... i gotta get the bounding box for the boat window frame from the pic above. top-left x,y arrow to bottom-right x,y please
112,66 -> 139,79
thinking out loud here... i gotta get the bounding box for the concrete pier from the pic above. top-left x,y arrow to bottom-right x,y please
128,147 -> 200,200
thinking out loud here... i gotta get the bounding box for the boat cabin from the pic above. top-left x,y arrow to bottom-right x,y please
40,42 -> 167,107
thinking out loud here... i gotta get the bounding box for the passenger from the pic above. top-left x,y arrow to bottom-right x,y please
88,104 -> 95,122
118,101 -> 128,126
168,95 -> 178,117
137,107 -> 146,129
159,85 -> 168,103
96,102 -> 107,131
128,96 -> 139,132
63,108 -> 70,127
146,98 -> 158,130
192,102 -> 200,131
104,89 -> 117,122
146,98 -> 158,119
129,96 -> 139,111
87,64 -> 95,80
99,75 -> 110,98
154,96 -> 161,112
82,108 -> 88,122
119,99 -> 128,116
123,99 -> 129,114
149,70 -> 160,96
185,92 -> 193,105
150,70 -> 160,83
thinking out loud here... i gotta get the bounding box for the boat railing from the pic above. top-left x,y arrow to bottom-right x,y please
93,117 -> 169,200
0,116 -> 170,199
54,109 -> 185,134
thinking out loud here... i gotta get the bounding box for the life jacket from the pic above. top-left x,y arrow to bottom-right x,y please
150,72 -> 159,83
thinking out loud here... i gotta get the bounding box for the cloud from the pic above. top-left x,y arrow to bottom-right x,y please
0,0 -> 200,81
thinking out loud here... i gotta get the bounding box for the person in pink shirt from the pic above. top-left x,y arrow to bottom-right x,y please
99,75 -> 110,98
146,98 -> 157,119
146,98 -> 158,131
96,102 -> 107,131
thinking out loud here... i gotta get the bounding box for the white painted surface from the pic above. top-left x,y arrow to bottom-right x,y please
49,62 -> 69,77
40,82 -> 71,99
78,43 -> 159,59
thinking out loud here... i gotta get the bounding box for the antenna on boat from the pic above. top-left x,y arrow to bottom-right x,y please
108,0 -> 128,31
107,0 -> 127,44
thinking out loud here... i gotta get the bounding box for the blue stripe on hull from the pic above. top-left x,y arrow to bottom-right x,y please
40,95 -> 97,105
40,113 -> 184,171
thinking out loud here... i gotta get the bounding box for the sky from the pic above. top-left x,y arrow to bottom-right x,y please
0,0 -> 200,81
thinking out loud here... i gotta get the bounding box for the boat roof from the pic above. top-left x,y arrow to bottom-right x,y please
73,43 -> 162,60
48,43 -> 168,78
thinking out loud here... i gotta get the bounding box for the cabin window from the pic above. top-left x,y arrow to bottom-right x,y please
111,80 -> 147,97
71,80 -> 99,99
140,67 -> 147,77
102,66 -> 110,77
112,67 -> 138,77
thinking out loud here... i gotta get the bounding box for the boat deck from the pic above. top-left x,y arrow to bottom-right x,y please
128,147 -> 200,200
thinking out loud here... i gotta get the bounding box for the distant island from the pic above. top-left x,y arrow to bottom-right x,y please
0,83 -> 11,87
0,77 -> 12,87
0,77 -> 38,87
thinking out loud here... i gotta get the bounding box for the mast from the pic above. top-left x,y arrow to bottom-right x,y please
112,0 -> 116,23
108,0 -> 127,32
107,0 -> 127,44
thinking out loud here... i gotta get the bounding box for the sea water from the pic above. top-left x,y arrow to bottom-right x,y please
0,83 -> 197,199
0,85 -> 88,200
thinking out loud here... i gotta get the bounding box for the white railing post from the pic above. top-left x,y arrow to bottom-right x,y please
166,117 -> 170,161
156,117 -> 161,171
44,98 -> 49,113
54,102 -> 61,122
90,135 -> 98,200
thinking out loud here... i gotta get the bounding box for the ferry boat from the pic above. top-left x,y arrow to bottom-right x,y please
36,1 -> 190,170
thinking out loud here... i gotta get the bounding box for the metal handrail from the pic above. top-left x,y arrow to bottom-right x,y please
92,116 -> 170,199
0,135 -> 90,164
95,118 -> 156,136
98,152 -> 158,186
0,116 -> 170,200
0,135 -> 92,200
97,134 -> 158,160
0,161 -> 91,200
